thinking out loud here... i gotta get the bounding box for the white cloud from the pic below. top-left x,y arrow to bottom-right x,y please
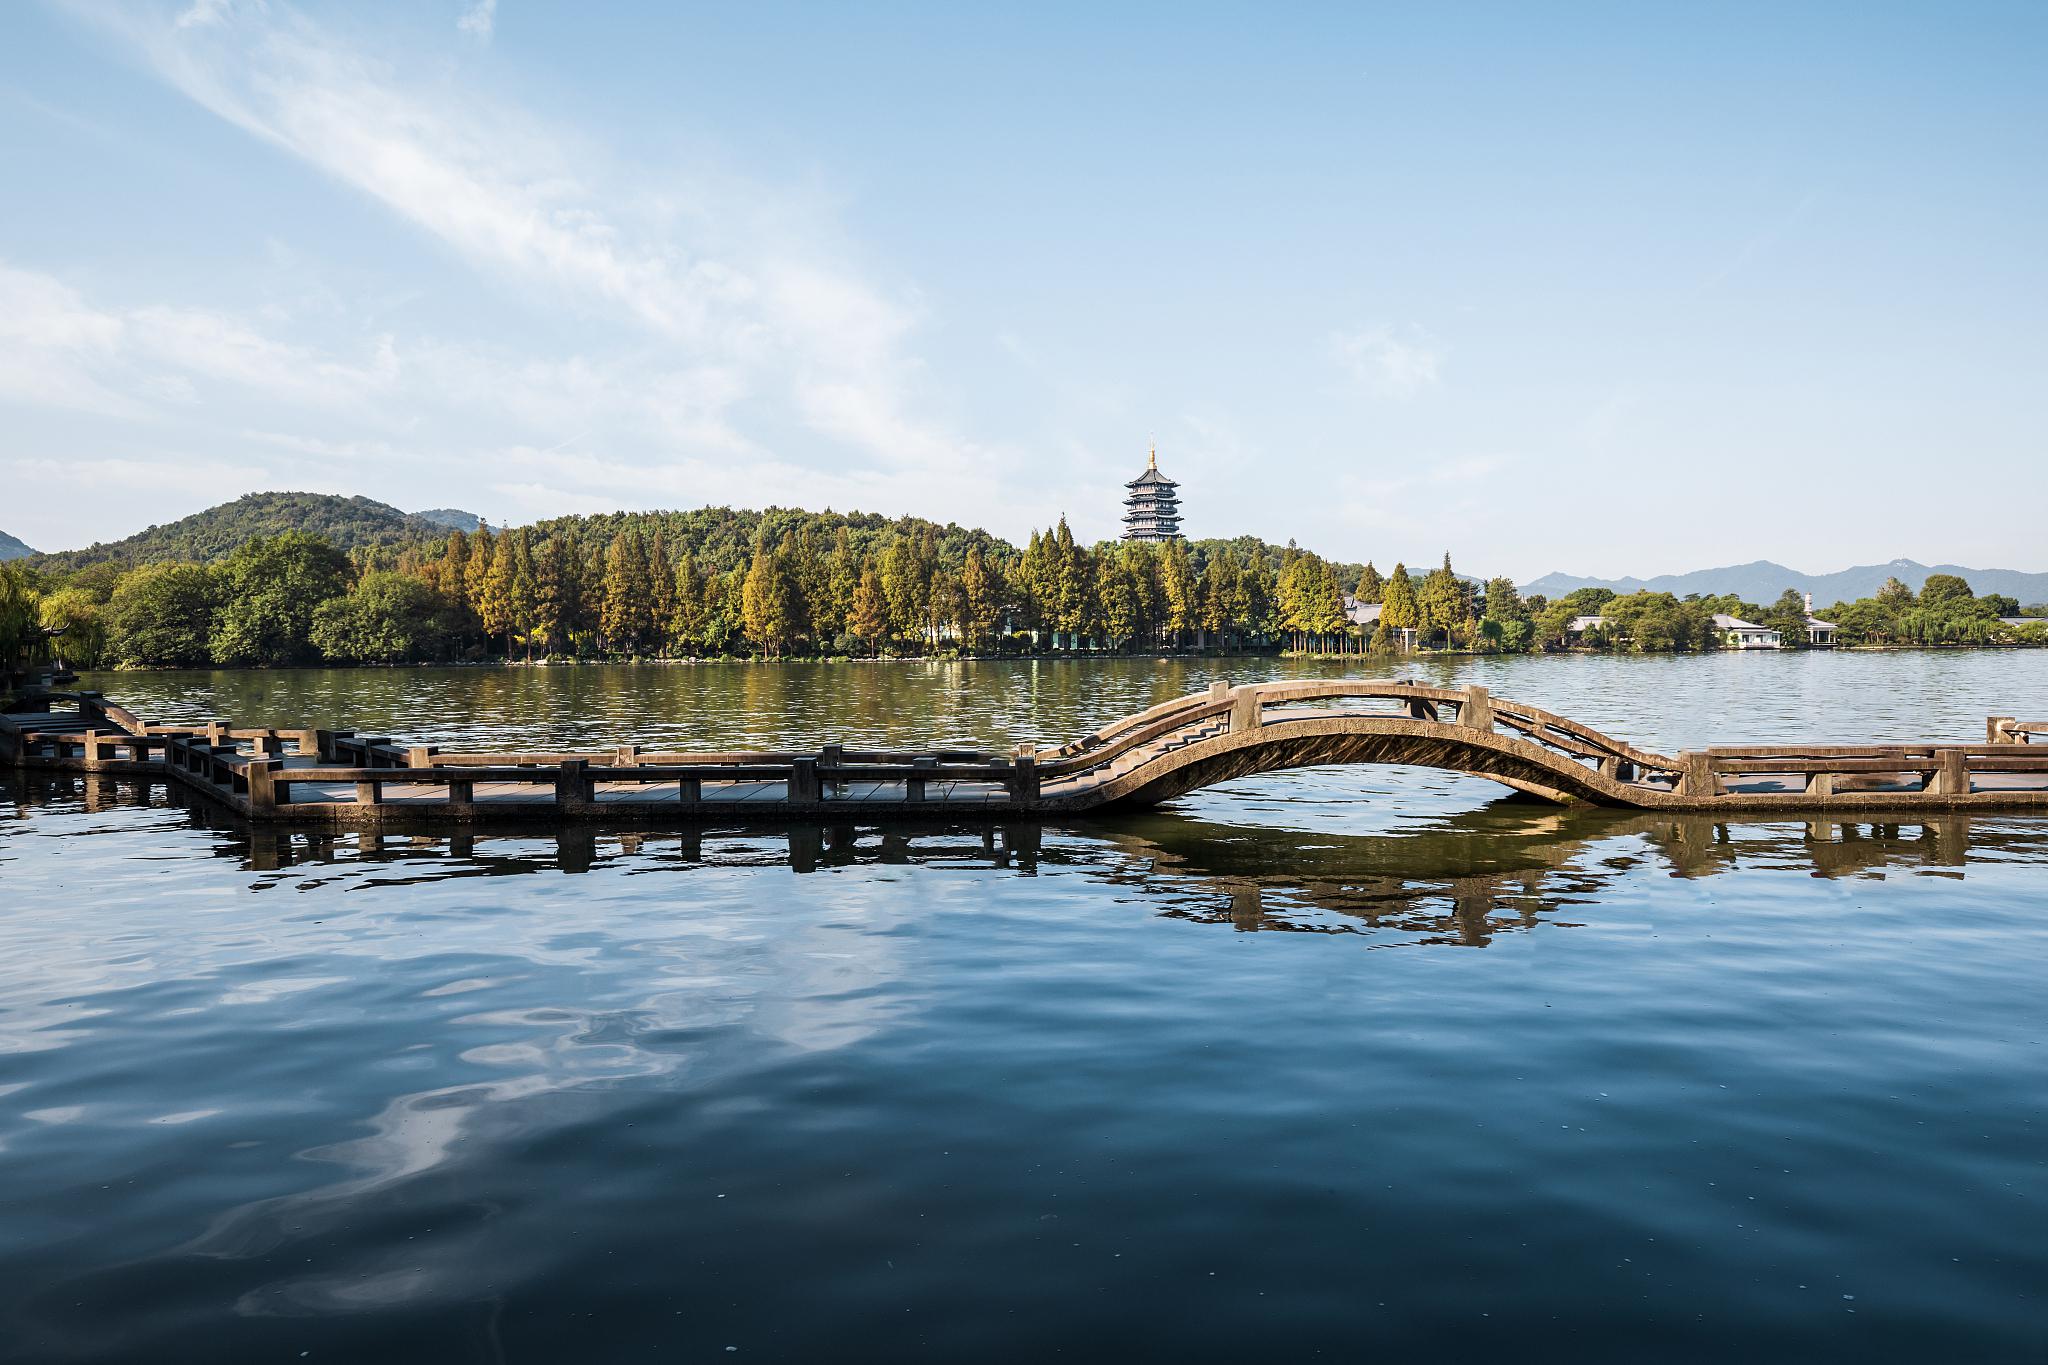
61,0 -> 999,496
1330,324 -> 1445,399
0,260 -> 399,413
455,0 -> 495,42
173,0 -> 236,30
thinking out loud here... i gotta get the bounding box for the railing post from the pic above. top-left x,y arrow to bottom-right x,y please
246,758 -> 278,815
1461,685 -> 1494,733
820,743 -> 844,797
1676,751 -> 1723,798
1929,748 -> 1970,796
1804,771 -> 1835,798
1208,679 -> 1230,703
1228,687 -> 1262,733
789,756 -> 821,803
82,730 -> 107,771
407,745 -> 438,768
907,756 -> 936,802
315,729 -> 349,762
1987,716 -> 2016,745
1406,698 -> 1439,722
556,758 -> 592,813
678,774 -> 702,804
615,744 -> 638,769
1010,754 -> 1039,803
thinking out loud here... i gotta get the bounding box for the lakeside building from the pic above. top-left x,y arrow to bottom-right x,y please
1712,614 -> 1782,649
1802,593 -> 1839,646
1342,596 -> 1418,649
1121,446 -> 1183,542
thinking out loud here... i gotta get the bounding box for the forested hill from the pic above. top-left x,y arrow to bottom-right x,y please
29,493 -> 480,571
0,529 -> 35,561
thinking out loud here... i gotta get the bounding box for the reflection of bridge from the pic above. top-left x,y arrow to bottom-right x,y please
15,769 -> 2032,949
4,678 -> 2046,826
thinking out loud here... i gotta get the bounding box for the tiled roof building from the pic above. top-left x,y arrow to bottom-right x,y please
1122,445 -> 1182,542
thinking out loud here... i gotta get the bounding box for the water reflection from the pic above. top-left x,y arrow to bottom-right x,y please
13,771 -> 2040,952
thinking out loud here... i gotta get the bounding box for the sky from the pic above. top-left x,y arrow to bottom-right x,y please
2,1 -> 2044,582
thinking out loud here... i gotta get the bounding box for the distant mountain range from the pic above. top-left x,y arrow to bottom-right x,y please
27,492 -> 484,571
1523,558 -> 2048,607
0,529 -> 36,561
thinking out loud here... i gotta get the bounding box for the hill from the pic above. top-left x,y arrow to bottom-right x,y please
29,492 -> 459,571
0,529 -> 35,561
412,508 -> 485,533
1523,558 -> 2048,607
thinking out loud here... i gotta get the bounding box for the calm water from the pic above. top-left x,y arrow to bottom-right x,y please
4,653 -> 2046,1361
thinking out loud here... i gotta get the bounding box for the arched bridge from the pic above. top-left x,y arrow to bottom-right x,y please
4,678 -> 2046,826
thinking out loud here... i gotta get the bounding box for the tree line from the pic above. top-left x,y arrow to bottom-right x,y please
6,504 -> 2042,677
1529,574 -> 2045,651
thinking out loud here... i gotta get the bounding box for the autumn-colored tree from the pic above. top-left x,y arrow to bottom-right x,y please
849,565 -> 890,655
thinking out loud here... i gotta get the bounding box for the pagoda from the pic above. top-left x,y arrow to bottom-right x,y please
1121,444 -> 1183,542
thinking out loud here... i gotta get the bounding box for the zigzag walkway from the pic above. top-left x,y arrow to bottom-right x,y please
4,677 -> 2046,827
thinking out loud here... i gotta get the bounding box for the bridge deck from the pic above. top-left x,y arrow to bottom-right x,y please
5,679 -> 2045,826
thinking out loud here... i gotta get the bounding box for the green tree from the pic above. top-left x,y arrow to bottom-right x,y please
104,563 -> 219,668
1482,576 -> 1525,622
600,531 -> 655,655
1159,539 -> 1198,647
309,571 -> 459,664
1355,562 -> 1384,604
960,545 -> 1002,650
209,532 -> 350,666
0,563 -> 46,679
39,587 -> 108,670
1381,563 -> 1419,636
1764,589 -> 1810,647
1918,573 -> 1973,609
741,540 -> 801,655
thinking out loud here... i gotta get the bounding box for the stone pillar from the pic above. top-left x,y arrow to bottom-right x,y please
1676,751 -> 1723,798
246,758 -> 279,815
906,756 -> 937,802
1929,748 -> 1970,796
1804,771 -> 1835,798
556,758 -> 592,812
1010,754 -> 1039,802
789,756 -> 821,803
407,745 -> 438,768
1228,687 -> 1262,733
1987,716 -> 2016,745
1208,679 -> 1230,704
1461,686 -> 1494,732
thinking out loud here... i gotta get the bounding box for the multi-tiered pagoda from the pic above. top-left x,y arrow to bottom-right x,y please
1121,445 -> 1183,542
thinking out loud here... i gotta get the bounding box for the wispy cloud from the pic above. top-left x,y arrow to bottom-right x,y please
455,0 -> 495,43
0,260 -> 398,414
1330,324 -> 1445,399
63,0 -> 994,483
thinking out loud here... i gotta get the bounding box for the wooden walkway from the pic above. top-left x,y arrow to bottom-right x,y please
4,679 -> 2046,826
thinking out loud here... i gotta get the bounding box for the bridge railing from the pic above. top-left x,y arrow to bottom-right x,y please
1988,717 -> 2045,745
1036,680 -> 1691,792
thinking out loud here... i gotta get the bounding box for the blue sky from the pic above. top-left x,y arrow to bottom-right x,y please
3,1 -> 2044,580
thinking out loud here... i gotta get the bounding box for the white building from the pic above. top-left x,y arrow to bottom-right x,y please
1713,614 -> 1781,649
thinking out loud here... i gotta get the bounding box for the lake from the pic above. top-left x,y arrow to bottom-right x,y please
3,652 -> 2045,1361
